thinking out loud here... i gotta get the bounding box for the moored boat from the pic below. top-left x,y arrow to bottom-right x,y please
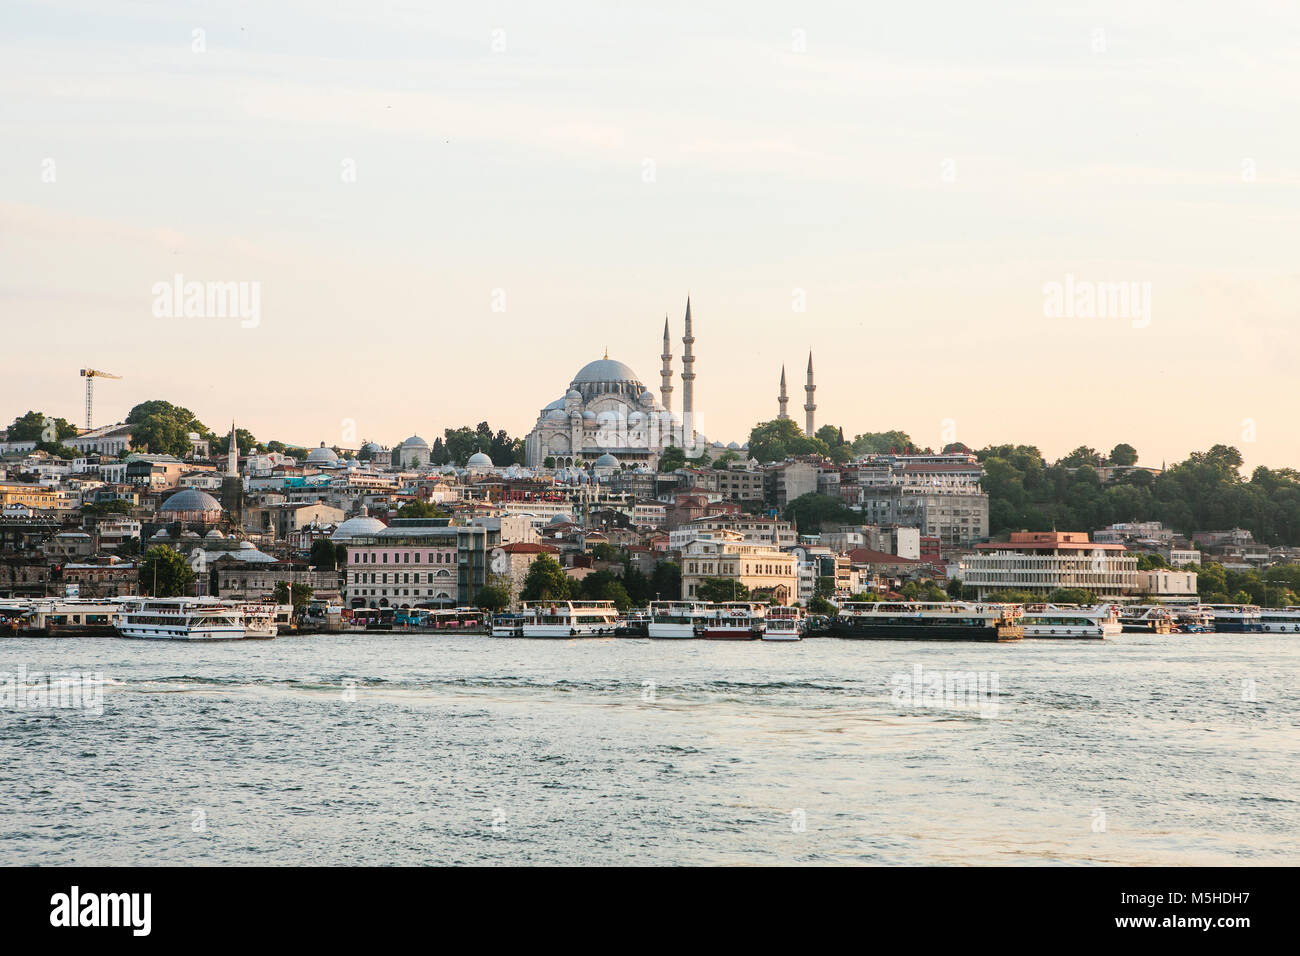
516,600 -> 620,637
1118,604 -> 1174,634
761,605 -> 802,641
1020,603 -> 1122,639
646,600 -> 710,639
830,601 -> 1022,641
697,602 -> 765,640
115,597 -> 246,641
1257,607 -> 1300,634
1202,604 -> 1263,633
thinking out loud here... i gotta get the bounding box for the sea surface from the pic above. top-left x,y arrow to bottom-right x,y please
1,632 -> 1296,865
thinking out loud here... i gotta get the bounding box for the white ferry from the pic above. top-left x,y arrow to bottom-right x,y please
115,597 -> 246,641
697,602 -> 766,640
761,605 -> 802,641
1258,607 -> 1300,634
1020,604 -> 1122,639
516,600 -> 620,638
647,600 -> 711,639
830,601 -> 1023,642
1174,605 -> 1215,633
1202,604 -> 1263,633
240,602 -> 282,639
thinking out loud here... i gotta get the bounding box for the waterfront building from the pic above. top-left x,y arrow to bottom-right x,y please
961,532 -> 1138,599
344,517 -> 499,607
679,531 -> 796,605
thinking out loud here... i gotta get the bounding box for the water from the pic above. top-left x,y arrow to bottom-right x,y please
1,633 -> 1296,865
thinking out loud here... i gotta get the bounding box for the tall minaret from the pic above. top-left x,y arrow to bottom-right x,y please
226,421 -> 238,476
777,366 -> 789,420
804,352 -> 816,437
680,296 -> 695,444
659,315 -> 674,412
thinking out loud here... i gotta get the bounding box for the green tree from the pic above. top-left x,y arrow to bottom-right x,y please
520,553 -> 571,601
748,419 -> 830,463
658,445 -> 686,472
397,501 -> 446,519
1109,443 -> 1139,466
1047,587 -> 1096,604
783,492 -> 858,532
650,561 -> 681,600
695,577 -> 748,602
474,583 -> 511,612
8,410 -> 78,443
851,430 -> 913,456
543,456 -> 557,469
140,546 -> 195,597
309,538 -> 337,570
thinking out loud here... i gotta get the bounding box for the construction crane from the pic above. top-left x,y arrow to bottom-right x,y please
80,369 -> 123,432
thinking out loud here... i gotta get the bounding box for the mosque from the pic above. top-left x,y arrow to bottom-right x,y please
524,298 -> 705,470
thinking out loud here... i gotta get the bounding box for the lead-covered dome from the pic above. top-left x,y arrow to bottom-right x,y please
159,488 -> 222,515
306,442 -> 338,464
571,358 -> 642,386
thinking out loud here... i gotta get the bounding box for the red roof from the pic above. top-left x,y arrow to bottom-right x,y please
497,542 -> 558,554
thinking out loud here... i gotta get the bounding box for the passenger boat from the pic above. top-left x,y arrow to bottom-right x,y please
115,597 -> 246,641
830,601 -> 1023,642
1202,604 -> 1263,633
761,605 -> 802,641
1257,607 -> 1300,634
240,602 -> 280,639
646,600 -> 710,639
1117,604 -> 1174,634
15,599 -> 126,636
616,608 -> 650,637
1020,604 -> 1122,639
696,602 -> 765,640
490,612 -> 529,637
516,600 -> 620,637
1174,605 -> 1215,633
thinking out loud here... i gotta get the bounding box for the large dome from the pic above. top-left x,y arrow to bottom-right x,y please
306,442 -> 339,463
331,516 -> 387,542
466,452 -> 493,468
159,489 -> 222,514
571,358 -> 642,386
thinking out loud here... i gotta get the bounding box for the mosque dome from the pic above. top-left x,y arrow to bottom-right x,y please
205,529 -> 225,539
571,358 -> 642,386
159,489 -> 222,515
582,410 -> 597,421
566,388 -> 582,400
362,441 -> 383,454
547,513 -> 572,526
727,441 -> 741,450
545,408 -> 567,422
306,442 -> 338,464
403,435 -> 430,450
332,515 -> 387,542
639,390 -> 655,405
466,452 -> 493,468
595,453 -> 619,468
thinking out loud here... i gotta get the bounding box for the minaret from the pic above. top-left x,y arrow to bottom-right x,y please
803,352 -> 816,437
226,421 -> 238,476
680,296 -> 695,444
777,366 -> 789,420
660,316 -> 673,412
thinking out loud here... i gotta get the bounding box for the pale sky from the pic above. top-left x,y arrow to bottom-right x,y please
3,1 -> 1297,469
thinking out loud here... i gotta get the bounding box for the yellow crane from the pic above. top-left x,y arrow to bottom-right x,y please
79,368 -> 123,431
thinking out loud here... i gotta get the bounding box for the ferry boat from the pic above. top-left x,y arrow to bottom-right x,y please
1117,604 -> 1174,634
115,597 -> 247,641
516,600 -> 620,637
15,599 -> 126,636
240,602 -> 281,639
1020,604 -> 1122,639
1202,604 -> 1263,633
696,602 -> 766,640
490,612 -> 529,637
1174,605 -> 1215,633
830,601 -> 1023,642
646,600 -> 711,639
1257,607 -> 1300,634
761,605 -> 802,641
616,608 -> 650,637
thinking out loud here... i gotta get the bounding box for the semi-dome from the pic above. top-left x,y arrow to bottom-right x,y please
306,442 -> 338,463
466,451 -> 493,468
571,358 -> 642,385
332,515 -> 387,542
158,488 -> 222,514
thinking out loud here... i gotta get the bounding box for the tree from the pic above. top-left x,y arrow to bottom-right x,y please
1109,443 -> 1139,466
7,410 -> 77,443
140,546 -> 195,597
273,580 -> 313,611
748,419 -> 830,463
127,399 -> 207,458
474,584 -> 511,612
852,430 -> 912,456
397,501 -> 446,519
650,561 -> 681,600
696,577 -> 748,603
216,428 -> 261,456
783,492 -> 858,532
808,594 -> 836,616
658,445 -> 686,472
520,554 -> 571,602
1059,446 -> 1102,468
1047,587 -> 1096,604
309,539 -> 337,570
544,456 -> 557,469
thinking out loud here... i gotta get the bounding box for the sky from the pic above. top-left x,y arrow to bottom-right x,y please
2,1 -> 1297,470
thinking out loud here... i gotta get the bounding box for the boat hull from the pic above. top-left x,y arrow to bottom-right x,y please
647,623 -> 696,639
830,622 -> 1021,642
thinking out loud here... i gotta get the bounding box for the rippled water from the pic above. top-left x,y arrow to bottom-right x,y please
1,633 -> 1296,865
